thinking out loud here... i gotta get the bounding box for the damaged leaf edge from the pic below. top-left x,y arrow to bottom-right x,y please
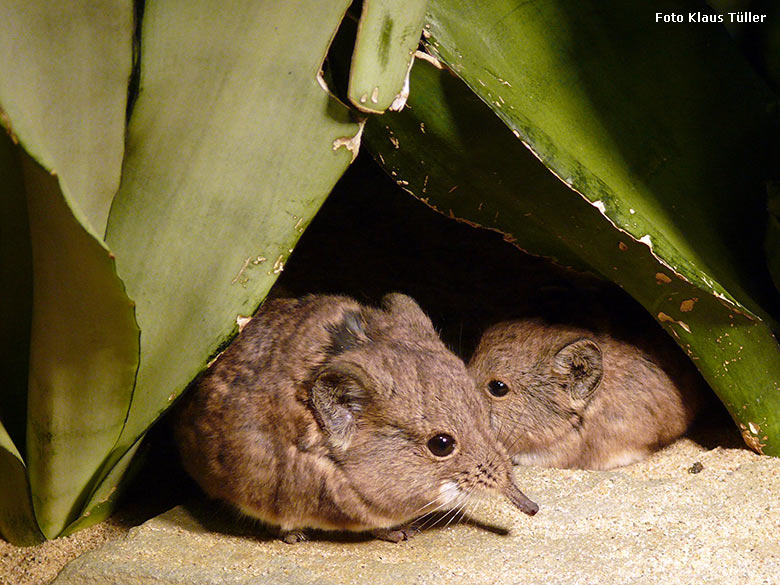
348,0 -> 429,114
420,42 -> 758,324
332,118 -> 366,163
372,161 -> 595,278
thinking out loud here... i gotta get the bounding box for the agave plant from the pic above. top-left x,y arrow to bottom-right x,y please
0,0 -> 778,545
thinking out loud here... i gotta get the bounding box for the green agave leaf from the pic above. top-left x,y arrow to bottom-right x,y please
0,422 -> 42,546
60,438 -> 143,537
421,0 -> 780,452
349,0 -> 428,113
364,57 -> 780,456
423,0 -> 779,320
0,131 -> 41,546
21,155 -> 140,539
0,1 -> 133,236
90,0 -> 359,516
0,2 -> 139,539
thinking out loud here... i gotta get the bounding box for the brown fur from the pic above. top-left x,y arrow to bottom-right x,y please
468,318 -> 704,470
173,293 -> 537,540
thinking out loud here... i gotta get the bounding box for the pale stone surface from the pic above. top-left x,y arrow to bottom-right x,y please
52,435 -> 780,585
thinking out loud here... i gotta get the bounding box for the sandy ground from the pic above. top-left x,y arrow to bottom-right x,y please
0,420 -> 758,585
0,503 -> 146,585
0,484 -> 179,585
0,430 -> 183,585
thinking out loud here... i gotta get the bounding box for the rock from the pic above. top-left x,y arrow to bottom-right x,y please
53,436 -> 780,585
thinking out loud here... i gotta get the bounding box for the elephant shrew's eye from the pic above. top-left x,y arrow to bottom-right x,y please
487,379 -> 509,397
427,433 -> 456,457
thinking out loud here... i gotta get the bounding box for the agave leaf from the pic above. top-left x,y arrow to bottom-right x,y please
349,0 -> 428,113
424,0 -> 780,318
0,2 -> 138,539
0,1 -> 133,236
60,438 -> 143,537
0,422 -> 42,546
0,131 -> 41,546
20,153 -> 140,539
89,0 -> 359,518
421,0 -> 780,451
364,54 -> 780,455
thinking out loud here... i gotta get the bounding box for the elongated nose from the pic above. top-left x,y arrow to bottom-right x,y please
506,480 -> 539,516
477,425 -> 539,516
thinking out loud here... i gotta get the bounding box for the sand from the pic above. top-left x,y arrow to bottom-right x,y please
3,422 -> 774,585
0,504 -> 145,585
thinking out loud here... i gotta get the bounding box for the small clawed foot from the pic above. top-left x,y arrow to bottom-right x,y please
372,525 -> 417,543
280,529 -> 308,544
